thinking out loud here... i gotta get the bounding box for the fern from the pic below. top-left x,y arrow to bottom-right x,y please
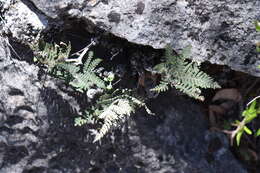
31,39 -> 106,92
32,40 -> 153,143
152,45 -> 220,100
77,89 -> 153,142
93,90 -> 153,142
91,98 -> 134,142
151,80 -> 169,93
58,51 -> 106,92
31,39 -> 71,72
75,117 -> 88,126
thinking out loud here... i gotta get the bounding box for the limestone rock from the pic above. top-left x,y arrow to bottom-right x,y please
24,0 -> 260,76
1,1 -> 48,42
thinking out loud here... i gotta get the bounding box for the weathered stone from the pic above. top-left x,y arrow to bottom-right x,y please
1,1 -> 48,42
0,37 -> 247,173
24,0 -> 260,76
0,0 -> 254,171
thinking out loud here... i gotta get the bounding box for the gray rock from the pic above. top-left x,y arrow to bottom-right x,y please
1,1 -> 48,42
15,0 -> 260,77
129,95 -> 247,173
0,37 -> 247,172
0,37 -> 80,173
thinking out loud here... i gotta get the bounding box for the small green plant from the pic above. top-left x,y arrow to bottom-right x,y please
31,39 -> 71,72
151,46 -> 220,100
58,51 -> 106,92
31,39 -> 106,92
76,89 -> 154,142
72,71 -> 153,142
32,39 -> 153,142
231,97 -> 260,146
32,40 -> 221,143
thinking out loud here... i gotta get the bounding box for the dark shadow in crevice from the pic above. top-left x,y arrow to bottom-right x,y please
8,87 -> 24,96
36,86 -> 125,172
8,38 -> 34,63
14,105 -> 35,113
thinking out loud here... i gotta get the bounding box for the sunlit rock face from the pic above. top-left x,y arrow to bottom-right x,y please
20,0 -> 260,76
1,1 -> 47,42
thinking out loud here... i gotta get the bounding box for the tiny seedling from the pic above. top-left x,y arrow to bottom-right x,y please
230,97 -> 260,146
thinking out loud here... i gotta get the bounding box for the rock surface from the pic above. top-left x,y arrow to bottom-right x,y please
1,0 -> 48,42
3,0 -> 260,76
0,37 -> 247,172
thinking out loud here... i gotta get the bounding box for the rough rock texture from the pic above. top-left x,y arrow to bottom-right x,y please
0,37 -> 247,172
1,0 -> 48,42
7,0 -> 260,77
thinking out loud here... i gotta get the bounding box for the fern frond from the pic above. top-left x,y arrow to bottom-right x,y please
174,79 -> 204,100
151,46 -> 220,100
153,63 -> 167,74
165,45 -> 174,62
93,99 -> 134,142
58,62 -> 80,75
88,73 -> 106,89
32,40 -> 105,92
58,51 -> 105,92
70,76 -> 92,92
177,62 -> 220,89
151,81 -> 169,93
31,40 -> 71,72
127,95 -> 154,115
84,51 -> 94,70
85,58 -> 102,72
75,117 -> 88,126
91,89 -> 153,142
58,42 -> 71,60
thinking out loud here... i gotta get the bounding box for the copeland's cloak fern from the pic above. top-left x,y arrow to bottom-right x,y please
92,89 -> 153,142
58,51 -> 106,92
77,89 -> 153,142
152,46 -> 220,100
31,39 -> 105,92
31,39 -> 71,72
32,40 -> 153,142
91,98 -> 134,142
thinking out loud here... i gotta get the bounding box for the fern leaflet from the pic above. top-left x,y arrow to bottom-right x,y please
152,45 -> 220,100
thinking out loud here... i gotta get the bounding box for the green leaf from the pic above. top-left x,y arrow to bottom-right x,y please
243,101 -> 258,123
255,21 -> 260,32
245,112 -> 257,123
257,45 -> 260,53
106,84 -> 113,90
256,129 -> 260,137
249,100 -> 257,113
153,63 -> 167,73
242,110 -> 247,117
236,130 -> 244,146
243,126 -> 252,135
